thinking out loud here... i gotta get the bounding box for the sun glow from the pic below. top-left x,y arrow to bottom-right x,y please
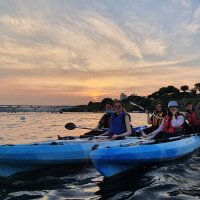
93,96 -> 98,102
90,91 -> 103,102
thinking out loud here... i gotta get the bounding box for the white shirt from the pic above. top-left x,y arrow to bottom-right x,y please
149,115 -> 184,138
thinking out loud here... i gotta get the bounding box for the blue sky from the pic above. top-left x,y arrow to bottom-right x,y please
0,0 -> 200,105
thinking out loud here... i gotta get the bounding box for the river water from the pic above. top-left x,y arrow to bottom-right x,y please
0,112 -> 200,200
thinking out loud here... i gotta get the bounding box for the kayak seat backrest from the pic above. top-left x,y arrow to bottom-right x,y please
58,135 -> 76,140
50,142 -> 63,145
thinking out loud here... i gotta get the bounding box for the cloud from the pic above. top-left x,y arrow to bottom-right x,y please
186,5 -> 200,33
0,0 -> 200,104
0,15 -> 39,35
82,12 -> 143,60
142,39 -> 168,56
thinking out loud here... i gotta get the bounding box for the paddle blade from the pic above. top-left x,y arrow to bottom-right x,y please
65,122 -> 76,130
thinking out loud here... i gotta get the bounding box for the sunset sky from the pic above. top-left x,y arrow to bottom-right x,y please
0,0 -> 200,105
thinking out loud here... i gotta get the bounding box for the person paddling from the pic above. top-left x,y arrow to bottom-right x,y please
101,100 -> 132,139
143,101 -> 184,139
82,102 -> 114,137
141,101 -> 166,136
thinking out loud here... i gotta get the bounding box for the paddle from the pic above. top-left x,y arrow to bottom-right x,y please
129,101 -> 163,120
62,123 -> 150,141
120,137 -> 155,147
129,101 -> 145,111
91,137 -> 153,149
57,122 -> 108,140
119,134 -> 188,147
65,122 -> 107,132
57,134 -> 136,141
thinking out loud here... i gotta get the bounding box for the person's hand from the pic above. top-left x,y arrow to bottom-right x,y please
141,132 -> 148,138
172,108 -> 178,116
112,134 -> 119,139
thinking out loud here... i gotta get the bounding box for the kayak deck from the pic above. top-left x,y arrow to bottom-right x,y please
0,137 -> 139,177
90,134 -> 200,177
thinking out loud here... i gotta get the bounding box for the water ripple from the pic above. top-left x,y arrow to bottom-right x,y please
0,112 -> 199,199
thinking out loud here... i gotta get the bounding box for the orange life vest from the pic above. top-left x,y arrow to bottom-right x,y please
152,111 -> 165,127
163,114 -> 184,133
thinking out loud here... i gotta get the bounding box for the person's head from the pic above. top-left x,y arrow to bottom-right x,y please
105,102 -> 113,113
185,102 -> 193,111
154,101 -> 164,112
114,100 -> 124,114
168,100 -> 178,114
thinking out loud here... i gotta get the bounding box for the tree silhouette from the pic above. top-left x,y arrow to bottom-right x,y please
194,83 -> 200,97
84,83 -> 200,112
148,85 -> 180,101
191,88 -> 197,97
180,85 -> 189,92
195,83 -> 200,91
180,85 -> 189,97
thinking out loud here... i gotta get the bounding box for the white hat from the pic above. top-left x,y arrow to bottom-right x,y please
168,101 -> 178,108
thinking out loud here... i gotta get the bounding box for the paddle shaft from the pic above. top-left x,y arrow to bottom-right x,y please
58,134 -> 138,140
75,126 -> 106,132
129,101 -> 163,120
65,122 -> 108,132
116,134 -> 193,147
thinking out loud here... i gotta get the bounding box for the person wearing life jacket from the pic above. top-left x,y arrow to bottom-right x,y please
101,100 -> 132,139
82,102 -> 114,137
141,101 -> 167,135
185,102 -> 200,133
96,102 -> 114,130
144,101 -> 185,139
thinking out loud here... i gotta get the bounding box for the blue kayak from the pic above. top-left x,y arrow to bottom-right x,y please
0,125 -> 146,177
90,134 -> 200,178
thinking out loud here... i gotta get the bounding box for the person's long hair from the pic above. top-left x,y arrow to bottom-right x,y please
113,100 -> 131,121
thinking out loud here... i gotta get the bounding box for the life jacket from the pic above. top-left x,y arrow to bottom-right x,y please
185,110 -> 194,125
163,113 -> 184,133
192,111 -> 200,126
99,113 -> 111,128
185,111 -> 200,126
109,112 -> 127,135
151,111 -> 165,127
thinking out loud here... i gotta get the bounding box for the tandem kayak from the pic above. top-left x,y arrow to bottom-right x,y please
0,126 -> 146,177
90,134 -> 200,178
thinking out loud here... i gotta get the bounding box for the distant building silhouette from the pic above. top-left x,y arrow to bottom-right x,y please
120,93 -> 127,100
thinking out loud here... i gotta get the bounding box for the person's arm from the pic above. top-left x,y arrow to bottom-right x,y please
99,131 -> 109,136
145,110 -> 152,124
171,115 -> 184,127
94,114 -> 105,130
185,112 -> 192,124
94,123 -> 101,130
123,115 -> 132,136
146,120 -> 164,138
